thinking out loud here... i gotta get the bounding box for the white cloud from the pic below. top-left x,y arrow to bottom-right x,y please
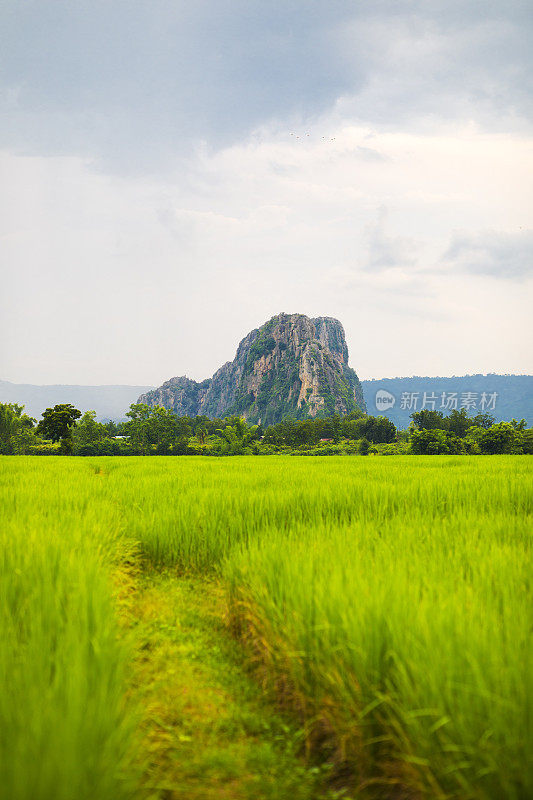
1,117 -> 532,383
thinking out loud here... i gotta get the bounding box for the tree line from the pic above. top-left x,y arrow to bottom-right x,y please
0,401 -> 531,456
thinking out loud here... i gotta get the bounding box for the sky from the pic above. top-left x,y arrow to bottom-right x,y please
1,0 -> 532,385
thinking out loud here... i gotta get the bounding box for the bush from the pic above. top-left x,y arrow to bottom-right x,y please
478,423 -> 522,454
77,445 -> 98,456
359,437 -> 371,455
522,429 -> 533,454
410,429 -> 465,455
373,442 -> 410,456
28,441 -> 61,455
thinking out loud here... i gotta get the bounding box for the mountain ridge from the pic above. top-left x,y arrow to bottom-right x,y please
363,374 -> 533,427
0,380 -> 153,421
2,373 -> 531,425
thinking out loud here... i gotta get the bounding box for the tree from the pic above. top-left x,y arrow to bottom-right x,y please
124,403 -> 153,454
0,403 -> 36,454
213,418 -> 258,455
359,437 -> 371,455
36,404 -> 81,454
478,423 -> 521,454
410,429 -> 464,455
358,415 -> 396,443
196,426 -> 207,445
471,413 -> 495,429
150,407 -> 187,453
124,403 -> 194,454
522,429 -> 533,454
72,411 -> 107,454
102,420 -> 119,437
410,410 -> 447,431
291,420 -> 310,445
447,409 -> 471,438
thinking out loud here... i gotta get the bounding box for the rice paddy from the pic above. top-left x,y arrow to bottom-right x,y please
0,456 -> 531,799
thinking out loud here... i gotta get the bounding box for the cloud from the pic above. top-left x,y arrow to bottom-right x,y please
1,119 -> 532,384
1,3 -> 532,383
361,207 -> 418,272
444,230 -> 533,279
0,1 -> 356,171
335,7 -> 533,132
0,1 -> 531,174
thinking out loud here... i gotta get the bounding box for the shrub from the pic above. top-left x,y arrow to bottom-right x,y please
478,422 -> 522,454
359,437 -> 371,455
410,428 -> 465,455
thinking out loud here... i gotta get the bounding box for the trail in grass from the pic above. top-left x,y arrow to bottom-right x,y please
127,571 -> 344,800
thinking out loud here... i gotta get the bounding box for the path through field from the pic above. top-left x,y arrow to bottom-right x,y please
3,456 -> 529,800
127,571 -> 341,800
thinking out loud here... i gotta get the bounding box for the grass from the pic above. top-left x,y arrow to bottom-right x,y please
0,460 -> 138,800
127,571 -> 342,799
0,455 -> 530,799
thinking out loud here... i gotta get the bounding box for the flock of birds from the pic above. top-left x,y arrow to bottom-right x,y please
290,133 -> 336,140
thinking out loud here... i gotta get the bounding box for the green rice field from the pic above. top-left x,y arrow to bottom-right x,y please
0,456 -> 531,799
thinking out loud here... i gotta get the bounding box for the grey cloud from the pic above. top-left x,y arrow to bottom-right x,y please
0,1 -> 357,170
362,208 -> 417,271
444,229 -> 533,279
335,3 -> 533,131
0,1 -> 531,173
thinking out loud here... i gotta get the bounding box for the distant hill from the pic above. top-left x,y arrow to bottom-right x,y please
362,375 -> 533,428
0,380 -> 153,421
139,312 -> 366,425
2,372 -> 530,427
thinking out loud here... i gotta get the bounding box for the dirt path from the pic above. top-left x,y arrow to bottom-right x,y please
126,571 -> 343,800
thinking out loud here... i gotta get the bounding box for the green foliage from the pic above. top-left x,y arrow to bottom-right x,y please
471,412 -> 495,429
373,440 -> 410,455
72,411 -> 107,452
212,418 -> 259,456
522,428 -> 533,454
358,437 -> 370,455
0,403 -> 37,454
262,414 -> 395,449
27,440 -> 61,455
124,403 -> 192,454
36,404 -> 81,454
477,421 -> 523,454
410,409 -> 448,430
102,419 -> 119,437
356,414 -> 396,443
410,428 -> 465,454
447,408 -> 472,437
244,322 -> 276,374
409,409 -> 533,455
410,408 -> 472,436
7,399 -> 532,458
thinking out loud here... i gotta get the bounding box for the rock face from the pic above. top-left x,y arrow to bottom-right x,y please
138,313 -> 366,424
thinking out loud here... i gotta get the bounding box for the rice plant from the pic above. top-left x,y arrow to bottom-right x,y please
0,455 -> 530,799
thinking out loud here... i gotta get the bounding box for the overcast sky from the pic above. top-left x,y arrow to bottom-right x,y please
1,0 -> 532,385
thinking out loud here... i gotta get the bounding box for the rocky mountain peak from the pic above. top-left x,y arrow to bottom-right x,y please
138,313 -> 365,424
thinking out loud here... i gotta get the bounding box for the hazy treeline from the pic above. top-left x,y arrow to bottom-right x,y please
1,401 -> 532,456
